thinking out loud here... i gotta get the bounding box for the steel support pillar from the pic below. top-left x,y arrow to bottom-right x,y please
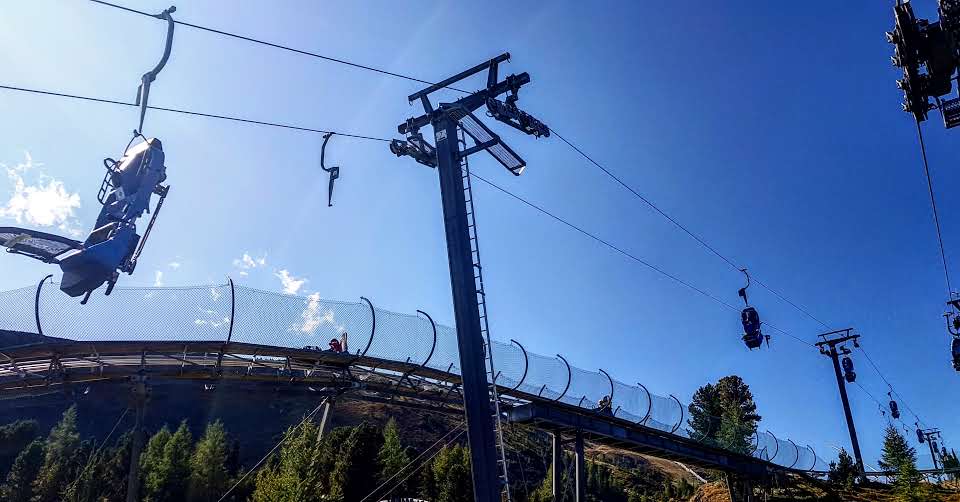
317,397 -> 333,442
434,115 -> 501,502
574,430 -> 586,502
126,374 -> 149,502
816,330 -> 865,479
725,474 -> 756,502
827,347 -> 866,475
552,432 -> 562,502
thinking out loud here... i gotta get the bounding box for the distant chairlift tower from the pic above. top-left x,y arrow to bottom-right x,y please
390,53 -> 549,502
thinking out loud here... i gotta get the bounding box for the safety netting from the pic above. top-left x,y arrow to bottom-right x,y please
3,282 -> 829,470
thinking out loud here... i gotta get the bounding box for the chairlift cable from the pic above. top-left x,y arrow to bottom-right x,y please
91,0 -> 840,341
0,84 -> 390,142
552,129 -> 833,330
469,172 -> 816,348
88,0 -> 472,94
913,118 -> 953,296
88,0 -> 856,343
856,343 -> 927,428
217,398 -> 329,502
0,79 -> 819,348
66,407 -> 130,494
359,422 -> 467,502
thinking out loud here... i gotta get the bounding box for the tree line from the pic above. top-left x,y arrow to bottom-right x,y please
0,405 -> 477,502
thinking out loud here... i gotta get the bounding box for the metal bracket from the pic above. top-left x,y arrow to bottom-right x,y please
669,394 -> 684,434
135,6 -> 177,133
554,354 -> 571,402
637,381 -> 653,426
320,133 -> 341,206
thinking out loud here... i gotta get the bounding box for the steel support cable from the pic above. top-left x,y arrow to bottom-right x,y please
469,172 -> 816,348
0,84 -> 390,142
65,1 -> 861,351
88,0 -> 471,94
552,130 -> 834,326
914,118 -> 953,296
856,344 -> 926,428
0,82 -> 823,348
359,421 -> 467,502
4,86 -> 835,359
83,0 -> 921,344
217,398 -> 329,502
67,407 -> 129,494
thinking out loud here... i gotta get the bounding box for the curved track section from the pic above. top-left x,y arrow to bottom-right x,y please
0,283 -> 829,472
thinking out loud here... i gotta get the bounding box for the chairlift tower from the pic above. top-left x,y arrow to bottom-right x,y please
918,427 -> 944,475
816,329 -> 865,479
390,53 -> 549,502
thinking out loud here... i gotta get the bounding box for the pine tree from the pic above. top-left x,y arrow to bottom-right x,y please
688,376 -> 760,453
0,420 -> 39,478
431,445 -> 472,502
250,421 -> 328,502
878,425 -> 924,500
827,447 -> 857,488
688,383 -> 722,445
143,421 -> 193,502
328,422 -> 383,502
65,433 -> 132,502
0,440 -> 44,502
418,453 -> 439,501
377,418 -> 411,500
141,426 -> 172,501
31,405 -> 82,502
188,421 -> 230,502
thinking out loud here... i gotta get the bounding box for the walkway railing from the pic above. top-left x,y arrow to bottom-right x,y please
0,281 -> 829,471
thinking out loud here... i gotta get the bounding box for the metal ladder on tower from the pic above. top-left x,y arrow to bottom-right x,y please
459,129 -> 512,502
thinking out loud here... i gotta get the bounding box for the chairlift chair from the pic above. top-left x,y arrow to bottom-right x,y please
737,269 -> 768,349
841,355 -> 856,383
952,337 -> 960,371
0,6 -> 176,303
888,391 -> 901,420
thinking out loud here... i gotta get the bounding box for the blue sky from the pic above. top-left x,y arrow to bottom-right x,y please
1,1 -> 957,468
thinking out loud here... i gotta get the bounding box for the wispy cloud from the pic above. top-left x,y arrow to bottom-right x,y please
295,292 -> 343,335
233,252 -> 266,270
231,252 -> 267,278
275,269 -> 306,295
0,153 -> 82,237
168,261 -> 181,270
153,270 -> 164,287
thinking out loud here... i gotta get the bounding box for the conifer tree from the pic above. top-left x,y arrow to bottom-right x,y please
377,418 -> 411,499
431,445 -> 472,502
251,421 -> 327,502
688,376 -> 760,454
878,425 -> 924,500
143,421 -> 193,502
328,422 -> 383,502
827,447 -> 857,488
0,420 -> 39,477
31,405 -> 82,502
141,426 -> 172,500
188,421 -> 230,502
0,440 -> 44,502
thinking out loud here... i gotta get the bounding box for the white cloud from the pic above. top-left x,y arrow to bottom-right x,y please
275,269 -> 306,295
0,153 -> 82,235
168,261 -> 181,269
295,292 -> 343,335
232,252 -> 266,270
153,270 -> 164,287
194,307 -> 230,328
